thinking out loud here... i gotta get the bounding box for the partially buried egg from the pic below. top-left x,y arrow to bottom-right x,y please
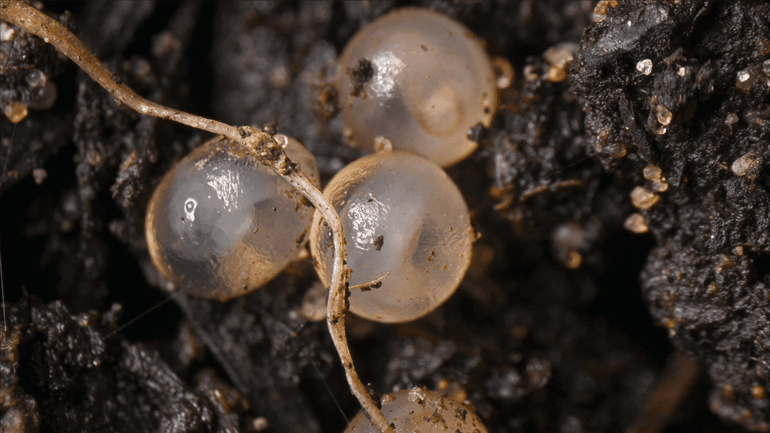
344,387 -> 488,433
338,7 -> 498,168
309,150 -> 473,323
146,134 -> 319,300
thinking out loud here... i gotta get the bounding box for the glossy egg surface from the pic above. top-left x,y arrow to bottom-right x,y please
146,135 -> 318,300
310,150 -> 472,323
338,7 -> 497,167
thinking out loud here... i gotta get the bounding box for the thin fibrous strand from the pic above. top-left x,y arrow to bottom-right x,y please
0,123 -> 15,333
310,358 -> 351,425
104,296 -> 174,340
0,1 -> 251,144
0,122 -> 15,189
285,173 -> 394,433
0,2 -> 393,431
349,272 -> 390,291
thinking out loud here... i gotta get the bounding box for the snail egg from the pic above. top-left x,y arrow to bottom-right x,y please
309,151 -> 472,323
338,7 -> 497,168
146,135 -> 319,300
344,388 -> 488,433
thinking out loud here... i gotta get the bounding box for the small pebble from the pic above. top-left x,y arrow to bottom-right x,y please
655,104 -> 672,126
651,179 -> 669,192
624,213 -> 649,233
493,56 -> 515,89
544,43 -> 578,83
26,69 -> 47,88
523,64 -> 540,82
0,22 -> 15,41
731,152 -> 758,177
736,67 -> 757,90
643,165 -> 662,180
630,186 -> 660,210
593,0 -> 618,23
4,102 -> 28,123
33,168 -> 48,185
252,417 -> 269,432
636,59 -> 653,75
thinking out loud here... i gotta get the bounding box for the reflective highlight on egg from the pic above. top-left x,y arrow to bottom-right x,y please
309,151 -> 473,323
344,388 -> 488,433
146,135 -> 319,300
338,7 -> 497,167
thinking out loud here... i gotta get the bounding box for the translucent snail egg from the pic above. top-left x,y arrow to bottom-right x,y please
344,388 -> 488,433
146,135 -> 319,300
338,7 -> 498,167
309,151 -> 473,323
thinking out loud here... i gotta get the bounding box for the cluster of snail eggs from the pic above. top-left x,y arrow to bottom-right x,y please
344,388 -> 488,433
338,7 -> 497,167
145,135 -> 319,300
146,7 -> 479,321
309,150 -> 473,323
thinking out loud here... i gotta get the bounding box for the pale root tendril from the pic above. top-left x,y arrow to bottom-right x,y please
0,2 -> 393,431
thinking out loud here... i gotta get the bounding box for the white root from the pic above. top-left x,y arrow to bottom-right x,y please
0,2 -> 394,432
285,172 -> 394,432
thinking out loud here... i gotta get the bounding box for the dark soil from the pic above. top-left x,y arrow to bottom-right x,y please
1,1 -> 767,432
